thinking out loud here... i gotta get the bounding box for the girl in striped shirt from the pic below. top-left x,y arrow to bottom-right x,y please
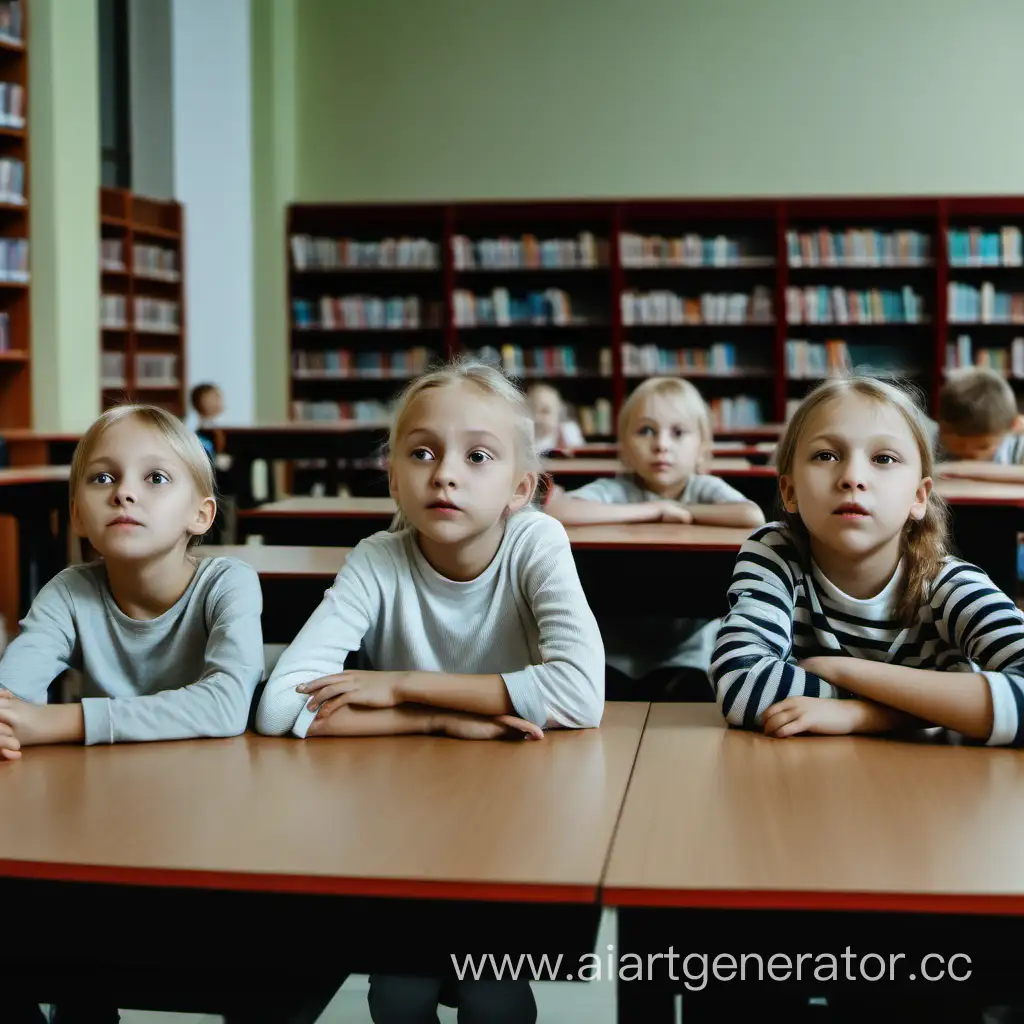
710,375 -> 1024,745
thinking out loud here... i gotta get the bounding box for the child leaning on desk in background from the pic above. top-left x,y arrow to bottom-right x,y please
1,405 -> 269,1024
710,374 -> 1024,752
544,376 -> 764,702
256,358 -> 604,1024
526,380 -> 585,454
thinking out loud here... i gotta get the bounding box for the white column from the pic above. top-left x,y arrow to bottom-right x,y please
171,0 -> 254,424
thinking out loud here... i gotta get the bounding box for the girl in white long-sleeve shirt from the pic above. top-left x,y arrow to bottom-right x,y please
256,359 -> 604,1024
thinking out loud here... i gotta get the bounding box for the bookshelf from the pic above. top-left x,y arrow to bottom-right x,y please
287,197 -> 1024,433
100,187 -> 186,416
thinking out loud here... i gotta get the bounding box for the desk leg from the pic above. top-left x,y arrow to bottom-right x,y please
617,909 -> 676,1024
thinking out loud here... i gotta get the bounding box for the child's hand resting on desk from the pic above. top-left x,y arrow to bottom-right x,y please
434,710 -> 544,741
648,501 -> 693,524
0,690 -> 22,759
0,690 -> 84,755
762,696 -> 866,737
299,671 -> 403,714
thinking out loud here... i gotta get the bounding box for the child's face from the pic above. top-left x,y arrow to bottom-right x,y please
199,388 -> 225,419
71,419 -> 215,562
528,387 -> 561,437
620,393 -> 704,497
389,382 -> 534,550
937,423 -> 1007,462
780,393 -> 931,566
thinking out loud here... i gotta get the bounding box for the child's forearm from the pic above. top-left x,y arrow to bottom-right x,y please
545,495 -> 658,525
682,502 -> 765,528
306,703 -> 437,737
398,671 -> 515,717
847,699 -> 930,734
812,657 -> 993,740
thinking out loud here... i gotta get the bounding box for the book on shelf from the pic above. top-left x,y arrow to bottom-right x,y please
576,399 -> 613,437
100,239 -> 125,271
0,237 -> 27,282
293,295 -> 443,331
709,395 -> 763,430
0,158 -> 25,204
101,351 -> 125,388
785,339 -> 850,379
451,232 -> 606,270
948,281 -> 1024,324
291,235 -> 439,271
0,2 -> 22,45
621,287 -> 773,326
465,344 -> 612,378
100,294 -> 128,328
0,310 -> 10,351
947,227 -> 1024,267
619,232 -> 770,268
135,353 -> 179,387
292,347 -> 438,380
134,244 -> 179,281
452,288 -> 581,327
785,286 -> 923,324
786,229 -> 929,268
946,334 -> 1024,378
134,297 -> 179,333
622,342 -> 749,376
0,82 -> 25,129
291,399 -> 394,422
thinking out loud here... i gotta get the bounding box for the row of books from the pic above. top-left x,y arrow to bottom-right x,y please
947,282 -> 1024,324
0,237 -> 27,282
622,343 -> 752,377
621,287 -> 774,326
101,352 -> 180,388
291,348 -> 438,380
100,295 -> 128,328
0,2 -> 22,45
709,395 -> 764,429
134,298 -> 180,333
0,82 -> 25,128
619,233 -> 769,268
466,344 -> 613,378
577,399 -> 614,437
947,227 -> 1024,267
785,286 -> 924,325
0,158 -> 25,205
786,229 -> 930,268
451,232 -> 606,270
292,399 -> 393,422
100,239 -> 124,271
291,235 -> 439,271
452,288 -> 579,327
946,335 -> 1024,377
0,311 -> 10,351
292,296 -> 443,331
785,340 -> 851,379
134,244 -> 179,280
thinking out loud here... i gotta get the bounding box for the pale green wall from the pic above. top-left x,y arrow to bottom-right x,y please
296,0 -> 1024,201
31,0 -> 100,430
251,0 -> 296,423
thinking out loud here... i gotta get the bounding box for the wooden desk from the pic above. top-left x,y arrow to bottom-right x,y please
0,465 -> 72,625
557,441 -> 776,461
236,495 -> 396,545
219,420 -> 391,507
1,703 -> 649,979
606,705 -> 1024,1018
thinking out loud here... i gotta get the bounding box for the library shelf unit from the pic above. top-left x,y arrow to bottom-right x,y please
287,197 -> 1024,434
100,187 -> 186,417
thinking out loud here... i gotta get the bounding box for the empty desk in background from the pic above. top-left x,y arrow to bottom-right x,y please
605,704 -> 1024,1022
236,495 -> 396,546
218,421 -> 391,507
198,544 -> 349,641
0,703 -> 649,1007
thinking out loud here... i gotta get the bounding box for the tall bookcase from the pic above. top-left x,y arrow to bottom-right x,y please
100,187 -> 186,416
0,1 -> 29,430
287,197 -> 1024,433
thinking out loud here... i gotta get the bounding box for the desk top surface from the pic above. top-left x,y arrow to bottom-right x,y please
198,544 -> 351,577
237,496 -> 397,518
0,703 -> 649,901
604,705 -> 1024,915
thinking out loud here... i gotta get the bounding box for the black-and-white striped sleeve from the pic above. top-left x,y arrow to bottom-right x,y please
931,559 -> 1024,746
710,526 -> 837,730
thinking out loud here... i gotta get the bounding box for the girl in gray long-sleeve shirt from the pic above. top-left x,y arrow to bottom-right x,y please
258,360 -> 605,1024
0,404 -> 264,759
